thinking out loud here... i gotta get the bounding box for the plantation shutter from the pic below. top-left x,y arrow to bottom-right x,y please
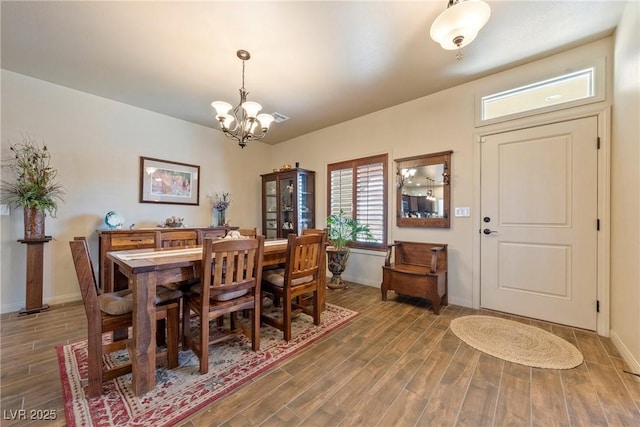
329,168 -> 353,219
356,161 -> 384,243
327,154 -> 387,250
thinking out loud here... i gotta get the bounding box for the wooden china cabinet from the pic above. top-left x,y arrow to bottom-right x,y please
261,168 -> 315,239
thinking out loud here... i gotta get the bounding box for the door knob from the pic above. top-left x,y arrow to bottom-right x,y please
483,228 -> 498,235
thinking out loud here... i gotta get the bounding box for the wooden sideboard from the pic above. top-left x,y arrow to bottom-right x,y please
97,227 -> 235,291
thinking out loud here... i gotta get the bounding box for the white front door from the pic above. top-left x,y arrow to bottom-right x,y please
480,117 -> 598,330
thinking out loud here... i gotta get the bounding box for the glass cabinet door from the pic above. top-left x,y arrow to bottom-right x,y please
279,173 -> 296,236
298,171 -> 314,233
264,178 -> 278,239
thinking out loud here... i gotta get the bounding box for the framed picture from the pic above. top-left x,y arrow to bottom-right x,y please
139,156 -> 200,205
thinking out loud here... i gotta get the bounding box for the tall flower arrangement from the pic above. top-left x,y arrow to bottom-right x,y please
1,135 -> 65,239
1,135 -> 64,216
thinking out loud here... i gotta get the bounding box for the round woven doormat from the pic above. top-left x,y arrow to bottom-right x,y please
450,315 -> 583,369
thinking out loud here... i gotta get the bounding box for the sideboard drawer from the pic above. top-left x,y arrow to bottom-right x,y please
110,233 -> 156,250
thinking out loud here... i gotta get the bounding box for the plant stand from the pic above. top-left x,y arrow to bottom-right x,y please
18,237 -> 52,315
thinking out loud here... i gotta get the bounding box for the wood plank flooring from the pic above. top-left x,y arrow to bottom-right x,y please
2,283 -> 639,426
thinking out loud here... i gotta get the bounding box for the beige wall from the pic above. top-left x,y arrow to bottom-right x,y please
1,70 -> 272,312
611,0 -> 640,373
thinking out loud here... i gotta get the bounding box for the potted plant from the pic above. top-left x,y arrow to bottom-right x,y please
1,135 -> 64,239
326,209 -> 374,289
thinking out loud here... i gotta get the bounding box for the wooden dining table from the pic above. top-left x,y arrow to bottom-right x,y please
106,238 -> 326,396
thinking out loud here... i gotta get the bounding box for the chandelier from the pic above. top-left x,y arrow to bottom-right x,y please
426,178 -> 437,202
397,167 -> 417,189
211,50 -> 274,148
430,0 -> 491,61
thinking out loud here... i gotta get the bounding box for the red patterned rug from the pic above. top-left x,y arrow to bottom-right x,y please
57,303 -> 357,426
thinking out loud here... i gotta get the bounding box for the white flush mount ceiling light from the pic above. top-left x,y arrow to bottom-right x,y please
430,0 -> 491,61
212,50 -> 274,148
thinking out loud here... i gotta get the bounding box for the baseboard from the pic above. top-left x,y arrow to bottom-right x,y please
610,329 -> 640,375
342,275 -> 380,288
448,296 -> 472,308
343,279 -> 472,309
1,301 -> 24,314
1,293 -> 80,315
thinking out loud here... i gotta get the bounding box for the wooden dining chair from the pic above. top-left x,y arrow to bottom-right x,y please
301,228 -> 327,236
154,229 -> 200,292
300,228 -> 328,309
260,233 -> 325,341
155,230 -> 199,248
197,228 -> 227,243
237,228 -> 258,238
182,236 -> 265,374
69,237 -> 182,397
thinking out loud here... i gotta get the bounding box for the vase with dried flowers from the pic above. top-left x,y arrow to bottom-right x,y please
209,192 -> 231,226
1,135 -> 65,239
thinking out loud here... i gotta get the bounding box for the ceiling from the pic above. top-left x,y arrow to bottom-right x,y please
1,1 -> 626,145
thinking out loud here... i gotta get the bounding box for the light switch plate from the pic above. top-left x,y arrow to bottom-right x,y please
454,207 -> 470,217
0,204 -> 10,216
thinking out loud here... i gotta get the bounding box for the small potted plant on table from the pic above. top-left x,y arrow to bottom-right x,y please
326,209 -> 374,290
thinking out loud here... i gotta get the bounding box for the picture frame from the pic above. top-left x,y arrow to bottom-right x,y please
139,156 -> 200,205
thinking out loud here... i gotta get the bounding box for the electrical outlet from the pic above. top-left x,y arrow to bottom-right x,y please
0,204 -> 10,216
454,207 -> 470,217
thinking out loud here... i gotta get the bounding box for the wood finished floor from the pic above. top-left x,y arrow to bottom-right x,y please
2,283 -> 640,426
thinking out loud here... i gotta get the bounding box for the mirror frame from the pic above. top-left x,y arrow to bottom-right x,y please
395,150 -> 452,229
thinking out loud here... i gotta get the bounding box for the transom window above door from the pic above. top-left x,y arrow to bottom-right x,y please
478,58 -> 604,125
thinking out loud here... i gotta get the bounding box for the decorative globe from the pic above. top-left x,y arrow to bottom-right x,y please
105,211 -> 124,229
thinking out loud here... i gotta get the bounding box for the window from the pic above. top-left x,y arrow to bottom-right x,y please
327,154 -> 387,250
480,66 -> 599,123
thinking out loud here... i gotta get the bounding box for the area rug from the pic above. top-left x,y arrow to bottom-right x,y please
57,303 -> 357,427
450,315 -> 583,369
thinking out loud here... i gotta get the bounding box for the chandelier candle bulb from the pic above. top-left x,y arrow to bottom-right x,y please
257,113 -> 275,131
220,114 -> 235,128
211,101 -> 232,115
241,101 -> 261,118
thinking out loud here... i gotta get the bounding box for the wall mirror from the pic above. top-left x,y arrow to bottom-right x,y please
395,150 -> 452,228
